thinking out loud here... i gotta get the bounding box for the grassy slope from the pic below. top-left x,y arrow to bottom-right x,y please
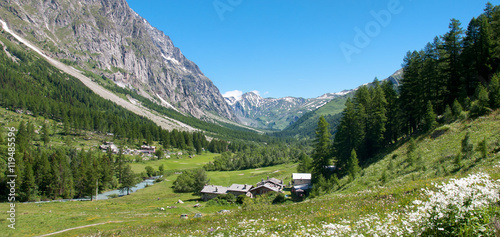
277,95 -> 348,139
5,112 -> 500,236
1,153 -> 296,236
66,111 -> 500,236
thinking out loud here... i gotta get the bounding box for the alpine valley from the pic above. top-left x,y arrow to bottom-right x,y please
0,0 -> 400,133
2,1 -> 500,237
224,70 -> 402,131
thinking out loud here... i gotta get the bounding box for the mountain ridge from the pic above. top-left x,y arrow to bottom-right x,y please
223,91 -> 351,130
0,0 -> 236,122
224,69 -> 402,131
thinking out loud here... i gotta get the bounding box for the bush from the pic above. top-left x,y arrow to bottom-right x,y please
272,193 -> 287,204
107,194 -> 119,199
173,169 -> 208,194
145,166 -> 154,177
207,193 -> 236,206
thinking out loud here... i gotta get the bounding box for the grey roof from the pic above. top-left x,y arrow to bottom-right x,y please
257,178 -> 284,187
293,183 -> 312,190
227,184 -> 253,193
250,182 -> 282,193
200,185 -> 228,195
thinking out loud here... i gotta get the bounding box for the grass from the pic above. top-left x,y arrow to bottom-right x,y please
3,111 -> 500,236
130,152 -> 218,174
78,111 -> 500,236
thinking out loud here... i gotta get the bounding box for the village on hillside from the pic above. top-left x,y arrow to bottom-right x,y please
200,173 -> 312,201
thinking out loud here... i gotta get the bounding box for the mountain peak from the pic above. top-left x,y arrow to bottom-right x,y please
0,0 -> 236,122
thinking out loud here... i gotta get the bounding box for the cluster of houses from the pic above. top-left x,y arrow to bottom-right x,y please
98,142 -> 157,156
200,173 -> 312,201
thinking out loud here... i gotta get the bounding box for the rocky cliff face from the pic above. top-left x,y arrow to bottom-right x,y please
0,0 -> 236,121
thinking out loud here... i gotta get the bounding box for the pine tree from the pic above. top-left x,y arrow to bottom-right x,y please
347,149 -> 361,181
366,82 -> 387,155
41,122 -> 50,146
442,18 -> 464,104
159,164 -> 165,175
20,160 -> 36,201
423,101 -> 437,132
471,84 -> 490,117
382,80 -> 400,144
334,98 -> 364,173
312,116 -> 332,182
400,51 -> 426,133
489,73 -> 500,109
297,152 -> 313,173
478,138 -> 488,159
63,114 -> 70,135
452,99 -> 463,119
121,164 -> 135,195
16,122 -> 28,152
407,138 -> 417,165
461,131 -> 474,160
443,105 -> 454,123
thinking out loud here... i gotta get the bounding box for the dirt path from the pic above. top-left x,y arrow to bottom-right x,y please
0,19 -> 196,132
37,221 -> 124,236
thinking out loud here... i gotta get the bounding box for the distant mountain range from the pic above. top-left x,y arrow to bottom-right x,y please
224,90 -> 354,130
225,69 -> 403,132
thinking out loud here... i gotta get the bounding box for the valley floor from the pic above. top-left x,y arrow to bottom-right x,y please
2,112 -> 500,236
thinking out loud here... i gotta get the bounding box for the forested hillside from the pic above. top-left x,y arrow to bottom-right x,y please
331,3 -> 500,176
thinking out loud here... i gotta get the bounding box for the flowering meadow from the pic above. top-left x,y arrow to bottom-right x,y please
159,173 -> 500,236
96,171 -> 500,237
24,112 -> 500,237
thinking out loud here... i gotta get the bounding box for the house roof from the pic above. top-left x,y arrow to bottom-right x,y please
250,182 -> 282,193
227,184 -> 253,193
293,183 -> 312,190
200,185 -> 227,195
292,173 -> 312,180
257,177 -> 284,187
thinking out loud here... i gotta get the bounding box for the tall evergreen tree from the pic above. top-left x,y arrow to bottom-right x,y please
423,101 -> 437,132
347,149 -> 361,181
365,82 -> 387,156
121,164 -> 136,195
312,116 -> 332,181
334,98 -> 365,173
442,18 -> 464,104
381,80 -> 400,144
489,73 -> 500,109
297,152 -> 313,173
41,122 -> 50,146
20,157 -> 36,201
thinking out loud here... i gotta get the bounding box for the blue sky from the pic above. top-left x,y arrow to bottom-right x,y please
126,0 -> 495,99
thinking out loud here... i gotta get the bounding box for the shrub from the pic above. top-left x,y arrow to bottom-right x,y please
207,193 -> 236,206
173,169 -> 208,194
272,193 -> 286,204
107,194 -> 119,199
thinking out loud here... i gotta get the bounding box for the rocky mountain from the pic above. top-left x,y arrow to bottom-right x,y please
0,0 -> 236,122
277,69 -> 404,138
224,90 -> 353,130
225,69 -> 403,131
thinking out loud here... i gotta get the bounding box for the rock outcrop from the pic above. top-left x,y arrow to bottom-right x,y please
0,0 -> 236,121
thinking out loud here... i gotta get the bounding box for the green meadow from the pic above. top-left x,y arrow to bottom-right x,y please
2,110 -> 500,236
1,152 -> 298,236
